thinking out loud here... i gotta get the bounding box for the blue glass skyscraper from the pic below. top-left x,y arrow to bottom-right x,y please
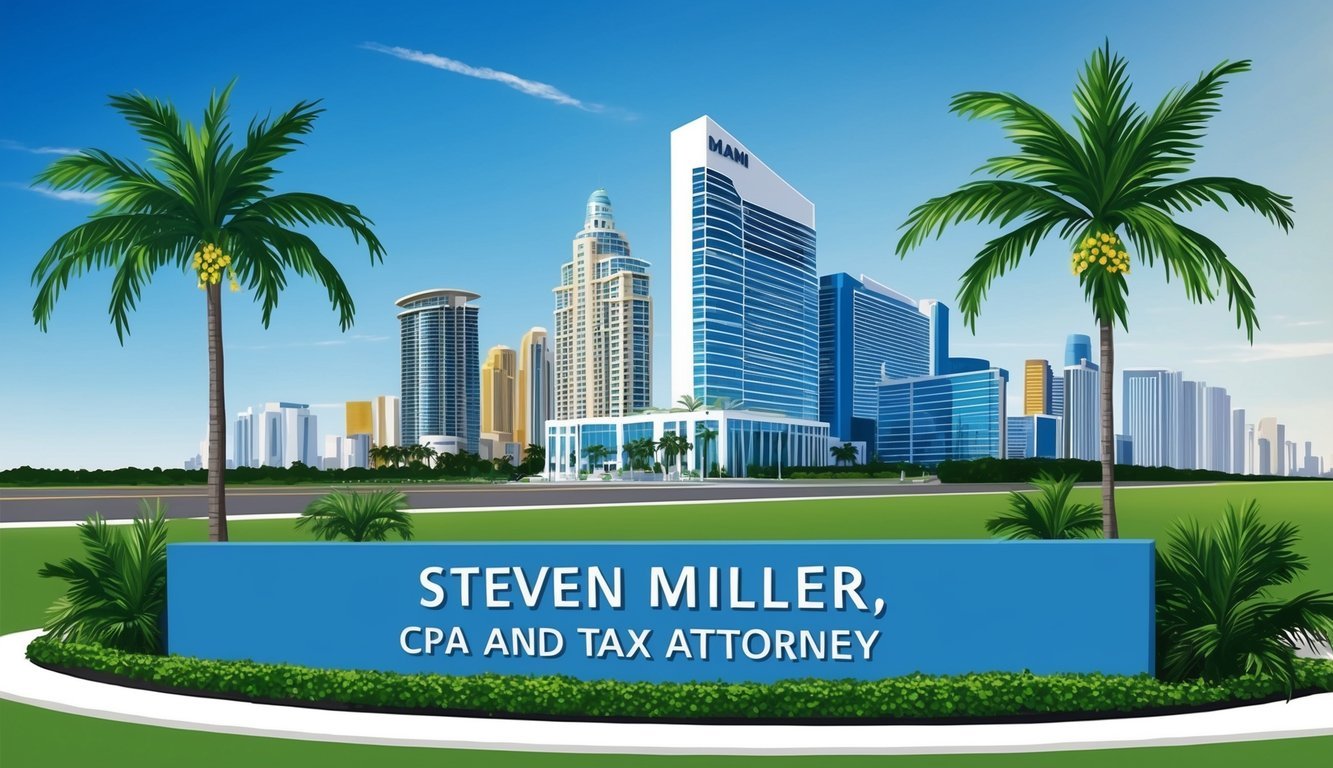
1065,334 -> 1095,368
397,289 -> 480,452
877,368 -> 1008,464
670,116 -> 818,420
819,273 -> 933,445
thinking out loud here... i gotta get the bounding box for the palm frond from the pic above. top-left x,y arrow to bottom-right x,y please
948,91 -> 1096,201
107,91 -> 203,210
226,218 -> 357,328
1072,41 -> 1143,208
897,180 -> 1087,255
954,212 -> 1077,328
1118,59 -> 1252,192
1138,176 -> 1294,230
230,192 -> 386,257
220,99 -> 324,214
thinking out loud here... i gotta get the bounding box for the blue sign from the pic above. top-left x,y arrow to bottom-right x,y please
166,541 -> 1154,683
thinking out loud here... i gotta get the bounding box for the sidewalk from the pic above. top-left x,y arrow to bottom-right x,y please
1,630 -> 1329,755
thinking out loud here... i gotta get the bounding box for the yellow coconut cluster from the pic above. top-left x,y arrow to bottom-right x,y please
1072,232 -> 1130,277
193,243 -> 240,292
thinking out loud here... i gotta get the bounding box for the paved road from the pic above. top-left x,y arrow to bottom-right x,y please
0,479 -> 1187,524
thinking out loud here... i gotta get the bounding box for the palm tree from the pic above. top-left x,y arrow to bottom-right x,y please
695,425 -> 719,480
296,489 -> 413,542
1156,500 -> 1333,690
583,443 -> 611,473
38,499 -> 169,653
895,43 -> 1292,538
520,443 -> 546,476
676,394 -> 704,412
830,442 -> 859,467
984,472 -> 1102,540
31,84 -> 385,542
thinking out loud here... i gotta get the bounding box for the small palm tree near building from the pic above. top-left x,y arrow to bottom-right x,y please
31,84 -> 385,542
896,43 -> 1293,539
830,442 -> 859,467
583,444 -> 612,472
296,489 -> 413,542
985,473 -> 1102,540
696,424 -> 719,479
676,394 -> 704,412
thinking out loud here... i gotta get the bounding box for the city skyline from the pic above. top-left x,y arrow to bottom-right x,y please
3,1 -> 1331,470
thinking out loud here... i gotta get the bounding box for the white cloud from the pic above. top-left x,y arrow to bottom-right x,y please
1192,341 -> 1333,364
362,42 -> 628,117
0,139 -> 80,155
23,185 -> 100,204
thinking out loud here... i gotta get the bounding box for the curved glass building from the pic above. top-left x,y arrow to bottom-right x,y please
396,289 -> 480,452
670,116 -> 818,420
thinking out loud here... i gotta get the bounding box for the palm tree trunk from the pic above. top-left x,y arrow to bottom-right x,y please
1100,319 -> 1119,539
207,283 -> 228,542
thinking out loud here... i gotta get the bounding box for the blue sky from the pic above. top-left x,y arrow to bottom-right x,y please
2,0 -> 1330,470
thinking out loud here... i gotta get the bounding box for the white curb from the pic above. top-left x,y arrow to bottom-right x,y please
1,630 -> 1330,755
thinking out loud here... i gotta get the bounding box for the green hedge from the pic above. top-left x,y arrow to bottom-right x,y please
26,634 -> 1333,721
935,458 -> 1311,484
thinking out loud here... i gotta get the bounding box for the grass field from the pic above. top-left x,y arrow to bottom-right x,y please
2,481 -> 1330,766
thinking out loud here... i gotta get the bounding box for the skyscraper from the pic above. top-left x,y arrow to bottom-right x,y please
1204,386 -> 1230,472
670,116 -> 818,420
1178,380 -> 1204,470
1062,360 -> 1100,461
1257,417 -> 1282,476
255,402 -> 317,468
397,289 -> 480,452
481,345 -> 517,445
516,327 -> 553,455
373,395 -> 400,449
1123,369 -> 1178,467
552,190 -> 652,421
818,273 -> 933,445
1024,360 -> 1053,416
878,368 -> 1008,464
1231,408 -> 1247,474
346,401 -> 373,438
233,407 -> 255,469
1006,414 -> 1060,459
1064,334 -> 1094,368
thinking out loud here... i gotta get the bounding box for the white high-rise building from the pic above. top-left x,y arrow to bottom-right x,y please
553,190 -> 652,420
670,116 -> 819,419
256,402 -> 318,468
1062,360 -> 1100,461
323,435 -> 343,471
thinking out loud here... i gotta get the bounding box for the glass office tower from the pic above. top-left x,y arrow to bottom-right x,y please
818,273 -> 933,445
877,368 -> 1008,465
397,289 -> 480,452
670,116 -> 818,420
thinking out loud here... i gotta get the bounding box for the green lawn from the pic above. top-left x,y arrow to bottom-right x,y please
2,481 -> 1330,765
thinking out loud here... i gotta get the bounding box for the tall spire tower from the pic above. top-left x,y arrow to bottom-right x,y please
553,189 -> 653,420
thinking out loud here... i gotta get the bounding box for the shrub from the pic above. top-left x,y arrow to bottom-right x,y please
984,472 -> 1102,540
1156,500 -> 1333,690
37,500 -> 168,654
296,489 -> 413,542
25,635 -> 1333,721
